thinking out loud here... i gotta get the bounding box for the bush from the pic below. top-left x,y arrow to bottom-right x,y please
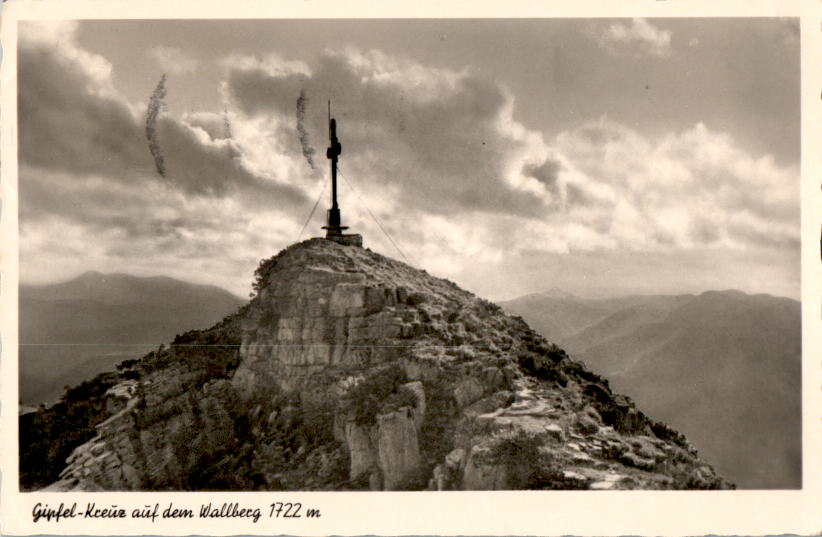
488,431 -> 586,490
299,398 -> 337,447
488,431 -> 544,488
343,365 -> 409,426
19,372 -> 122,490
575,413 -> 600,435
517,352 -> 566,385
416,377 -> 457,483
381,386 -> 419,415
650,419 -> 690,449
252,256 -> 279,296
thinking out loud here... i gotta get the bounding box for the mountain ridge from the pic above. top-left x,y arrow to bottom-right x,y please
22,271 -> 244,306
22,239 -> 731,491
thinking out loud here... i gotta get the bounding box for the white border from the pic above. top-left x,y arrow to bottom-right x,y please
1,1 -> 819,535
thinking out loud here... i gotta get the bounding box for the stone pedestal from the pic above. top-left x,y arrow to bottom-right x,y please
326,233 -> 363,247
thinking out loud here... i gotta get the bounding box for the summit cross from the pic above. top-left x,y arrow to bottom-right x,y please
321,101 -> 362,247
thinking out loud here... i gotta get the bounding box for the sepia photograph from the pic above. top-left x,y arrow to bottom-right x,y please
2,2 -> 819,535
14,15 -> 802,493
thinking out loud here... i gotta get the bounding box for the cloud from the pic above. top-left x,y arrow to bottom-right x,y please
219,46 -> 797,280
522,158 -> 562,198
18,29 -> 148,178
19,25 -> 309,208
222,47 -> 551,218
182,110 -> 228,141
148,46 -> 199,75
18,170 -> 272,293
594,18 -> 673,58
552,118 -> 799,251
218,52 -> 310,78
17,24 -> 798,300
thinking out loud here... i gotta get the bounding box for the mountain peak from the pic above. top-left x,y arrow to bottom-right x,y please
23,270 -> 244,306
35,239 -> 731,492
698,289 -> 747,299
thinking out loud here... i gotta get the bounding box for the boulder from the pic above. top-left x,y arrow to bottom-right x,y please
462,445 -> 508,490
454,377 -> 486,409
545,423 -> 565,442
375,409 -> 421,490
344,421 -> 378,480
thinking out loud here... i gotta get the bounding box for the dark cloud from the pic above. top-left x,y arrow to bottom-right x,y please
103,228 -> 233,260
20,166 -> 223,240
224,50 -> 547,217
227,66 -> 309,117
19,41 -> 153,179
19,167 -> 146,228
156,118 -> 243,196
523,156 -> 614,212
523,158 -> 561,196
19,36 -> 309,212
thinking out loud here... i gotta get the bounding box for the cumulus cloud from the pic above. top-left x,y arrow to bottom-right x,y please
148,46 -> 199,75
222,47 -> 550,218
552,118 -> 799,251
19,28 -> 148,178
182,110 -> 228,141
594,18 -> 673,58
19,25 -> 309,207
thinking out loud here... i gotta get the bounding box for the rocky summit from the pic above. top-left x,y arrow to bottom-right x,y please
43,239 -> 731,491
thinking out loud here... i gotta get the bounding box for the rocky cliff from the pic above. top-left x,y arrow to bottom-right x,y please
43,239 -> 731,491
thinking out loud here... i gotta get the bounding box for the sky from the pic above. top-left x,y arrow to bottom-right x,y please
17,18 -> 800,300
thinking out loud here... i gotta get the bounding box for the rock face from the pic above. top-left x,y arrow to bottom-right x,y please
44,239 -> 731,491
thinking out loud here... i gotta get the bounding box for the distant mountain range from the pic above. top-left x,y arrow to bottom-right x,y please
19,272 -> 245,406
500,289 -> 801,489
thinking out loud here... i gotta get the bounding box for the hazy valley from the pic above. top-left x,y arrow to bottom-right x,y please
19,272 -> 244,407
501,289 -> 801,488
